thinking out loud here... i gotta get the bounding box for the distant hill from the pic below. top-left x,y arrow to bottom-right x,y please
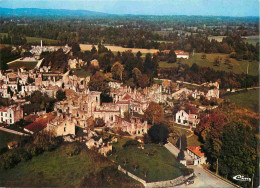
0,8 -> 112,17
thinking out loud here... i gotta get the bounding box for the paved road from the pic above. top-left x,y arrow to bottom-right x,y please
175,165 -> 235,188
0,127 -> 30,136
164,142 -> 236,188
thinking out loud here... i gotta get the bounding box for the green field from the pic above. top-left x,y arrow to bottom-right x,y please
8,61 -> 38,70
0,144 -> 141,187
109,138 -> 184,182
224,89 -> 259,113
0,131 -> 23,151
243,35 -> 259,46
170,125 -> 202,147
71,69 -> 92,78
0,33 -> 59,46
159,53 -> 259,76
187,134 -> 202,147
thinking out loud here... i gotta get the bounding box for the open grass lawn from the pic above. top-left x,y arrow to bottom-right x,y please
8,61 -> 38,70
172,125 -> 191,136
159,53 -> 259,76
26,37 -> 59,45
71,69 -> 92,78
224,89 -> 259,113
0,144 -> 141,187
243,35 -> 259,46
0,33 -> 59,46
109,138 -> 183,182
0,131 -> 23,151
187,134 -> 202,147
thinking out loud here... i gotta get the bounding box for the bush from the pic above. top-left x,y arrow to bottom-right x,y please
66,144 -> 81,157
26,144 -> 44,156
15,148 -> 32,162
0,150 -> 21,169
182,167 -> 194,176
122,140 -> 140,148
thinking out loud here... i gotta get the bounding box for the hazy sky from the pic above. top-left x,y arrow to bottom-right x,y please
0,0 -> 259,17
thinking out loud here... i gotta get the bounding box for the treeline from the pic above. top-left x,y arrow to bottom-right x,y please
159,63 -> 258,89
0,47 -> 21,70
195,104 -> 259,187
1,18 -> 259,61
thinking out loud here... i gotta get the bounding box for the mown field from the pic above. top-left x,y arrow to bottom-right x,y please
80,44 -> 158,54
0,144 -> 141,187
0,33 -> 59,46
243,35 -> 259,45
224,89 -> 259,113
8,61 -> 38,70
109,137 -> 184,182
159,53 -> 259,76
208,36 -> 226,42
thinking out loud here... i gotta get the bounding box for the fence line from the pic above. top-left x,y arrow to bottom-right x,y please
118,165 -> 194,187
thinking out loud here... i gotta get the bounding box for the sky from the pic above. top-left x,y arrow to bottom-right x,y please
0,0 -> 259,17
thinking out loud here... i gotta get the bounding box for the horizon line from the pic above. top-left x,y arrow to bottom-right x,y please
0,7 -> 259,18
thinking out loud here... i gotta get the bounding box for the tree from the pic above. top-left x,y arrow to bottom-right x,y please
136,51 -> 142,59
111,62 -> 124,81
88,72 -> 109,94
138,74 -> 150,88
168,49 -> 177,63
148,123 -> 169,144
190,63 -> 199,72
177,134 -> 188,150
218,122 -> 257,187
66,144 -> 81,157
132,67 -> 142,81
71,43 -> 81,55
132,162 -> 139,171
143,102 -> 164,124
91,45 -> 97,54
56,90 -> 66,101
177,150 -> 185,160
142,168 -> 149,178
214,57 -> 221,66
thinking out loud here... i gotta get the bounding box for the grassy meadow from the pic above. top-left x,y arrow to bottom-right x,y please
0,33 -> 59,46
224,89 -> 259,113
109,137 -> 184,182
8,61 -> 38,70
159,53 -> 259,76
0,144 -> 141,187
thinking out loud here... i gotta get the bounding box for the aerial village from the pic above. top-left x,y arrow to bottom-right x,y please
0,42 -> 232,187
0,42 -> 221,163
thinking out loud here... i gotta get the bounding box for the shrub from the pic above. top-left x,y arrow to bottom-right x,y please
0,151 -> 21,169
122,140 -> 140,148
182,167 -> 194,176
66,144 -> 81,157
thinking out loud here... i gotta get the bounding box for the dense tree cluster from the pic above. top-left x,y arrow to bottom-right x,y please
23,91 -> 56,114
159,63 -> 258,89
195,107 -> 258,187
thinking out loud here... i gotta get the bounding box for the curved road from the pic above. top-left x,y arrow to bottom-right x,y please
179,165 -> 235,188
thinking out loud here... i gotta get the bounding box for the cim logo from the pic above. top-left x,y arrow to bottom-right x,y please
233,175 -> 251,182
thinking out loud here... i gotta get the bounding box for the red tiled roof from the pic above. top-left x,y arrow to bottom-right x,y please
187,146 -> 204,158
24,113 -> 55,133
122,94 -> 132,100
